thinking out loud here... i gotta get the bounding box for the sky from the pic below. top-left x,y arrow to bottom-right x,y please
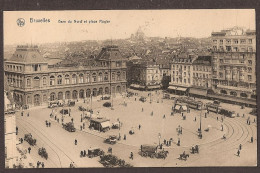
4,9 -> 255,45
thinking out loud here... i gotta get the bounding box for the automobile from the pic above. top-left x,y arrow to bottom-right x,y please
139,97 -> 146,102
103,102 -> 112,107
63,122 -> 76,132
104,135 -> 117,144
139,144 -> 168,159
24,133 -> 37,146
100,96 -> 111,100
87,148 -> 104,158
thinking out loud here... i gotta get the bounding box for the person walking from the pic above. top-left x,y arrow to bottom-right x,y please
16,127 -> 18,135
239,144 -> 242,150
139,124 -> 141,130
251,136 -> 254,143
237,149 -> 240,157
142,108 -> 144,112
49,122 -> 51,127
28,147 -> 31,154
21,111 -> 24,116
163,115 -> 166,119
217,117 -> 218,121
130,152 -> 133,160
27,113 -> 30,117
124,134 -> 126,140
71,118 -> 74,123
37,161 -> 40,168
41,162 -> 44,168
84,150 -> 86,157
75,139 -> 77,145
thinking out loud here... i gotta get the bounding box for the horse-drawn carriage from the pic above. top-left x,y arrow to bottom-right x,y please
38,147 -> 48,160
190,145 -> 199,154
63,122 -> 76,132
139,144 -> 168,159
87,148 -> 104,158
24,133 -> 37,146
179,152 -> 189,161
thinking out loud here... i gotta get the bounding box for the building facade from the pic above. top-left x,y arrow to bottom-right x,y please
129,62 -> 161,90
4,45 -> 127,107
211,27 -> 256,101
168,55 -> 194,95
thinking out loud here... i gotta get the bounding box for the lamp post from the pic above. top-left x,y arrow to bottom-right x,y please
158,133 -> 161,145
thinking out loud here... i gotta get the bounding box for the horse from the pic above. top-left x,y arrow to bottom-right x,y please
179,153 -> 189,161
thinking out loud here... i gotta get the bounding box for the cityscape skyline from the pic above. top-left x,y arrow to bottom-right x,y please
4,9 -> 255,45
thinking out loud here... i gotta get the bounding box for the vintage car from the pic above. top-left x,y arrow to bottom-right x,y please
48,101 -> 59,108
100,96 -> 111,100
104,135 -> 117,145
78,106 -> 87,111
24,133 -> 37,146
139,144 -> 168,159
63,122 -> 76,132
60,108 -> 69,115
38,147 -> 48,160
87,148 -> 104,158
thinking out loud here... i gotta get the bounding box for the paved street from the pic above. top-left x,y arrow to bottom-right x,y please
16,90 -> 257,167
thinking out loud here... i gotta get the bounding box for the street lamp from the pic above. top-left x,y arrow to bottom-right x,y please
158,133 -> 161,145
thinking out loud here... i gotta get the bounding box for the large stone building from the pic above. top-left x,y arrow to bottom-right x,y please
4,45 -> 127,107
128,61 -> 161,90
168,54 -> 194,95
211,27 -> 256,103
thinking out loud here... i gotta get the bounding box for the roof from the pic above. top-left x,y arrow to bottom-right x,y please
90,118 -> 110,123
96,45 -> 127,61
7,45 -> 47,64
193,56 -> 212,66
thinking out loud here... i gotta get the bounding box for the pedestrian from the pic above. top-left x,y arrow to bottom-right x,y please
166,141 -> 169,146
69,113 -> 71,117
180,127 -> 183,134
84,150 -> 86,157
163,115 -> 166,119
169,140 -> 172,146
21,138 -> 23,144
251,136 -> 254,143
142,108 -> 144,112
239,144 -> 242,150
83,123 -> 85,129
80,125 -> 82,131
28,147 -> 31,154
124,134 -> 126,140
249,121 -> 251,125
243,114 -> 245,118
177,138 -> 180,146
135,98 -> 136,101
164,139 -> 166,144
49,122 -> 51,127
57,118 -> 59,123
221,124 -> 223,131
16,127 -> 18,135
139,124 -> 141,130
217,117 -> 218,121
37,161 -> 40,168
205,112 -> 207,118
151,111 -> 153,116
130,152 -> 133,160
55,116 -> 57,120
75,139 -> 77,145
182,112 -> 184,117
237,149 -> 240,157
41,162 -> 44,168
27,113 -> 30,117
195,117 -> 196,121
237,113 -> 239,117
80,151 -> 83,157
21,111 -> 24,116
71,118 -> 74,123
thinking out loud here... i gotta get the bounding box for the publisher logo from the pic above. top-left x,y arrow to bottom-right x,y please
17,18 -> 25,27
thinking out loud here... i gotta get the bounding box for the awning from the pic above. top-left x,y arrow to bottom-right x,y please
189,88 -> 207,96
139,85 -> 145,89
176,87 -> 187,92
147,85 -> 160,89
174,105 -> 181,110
130,84 -> 140,88
101,121 -> 110,128
168,86 -> 177,90
182,105 -> 187,111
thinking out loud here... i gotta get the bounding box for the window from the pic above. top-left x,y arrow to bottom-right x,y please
72,74 -> 77,84
57,75 -> 62,85
248,39 -> 252,44
219,72 -> 223,78
248,60 -> 252,65
27,78 -> 31,87
220,59 -> 224,63
116,62 -> 120,67
213,40 -> 217,44
248,67 -> 252,73
98,72 -> 103,82
65,74 -> 70,84
43,77 -> 47,85
240,39 -> 246,44
184,72 -> 186,77
248,75 -> 252,81
112,73 -> 115,81
233,47 -> 238,52
248,47 -> 253,52
50,76 -> 55,86
104,72 -> 108,81
79,74 -> 84,83
226,46 -> 231,52
184,66 -> 186,70
86,74 -> 90,83
92,73 -> 97,82
220,40 -> 223,44
233,39 -> 238,44
116,72 -> 121,80
226,39 -> 231,44
184,79 -> 186,83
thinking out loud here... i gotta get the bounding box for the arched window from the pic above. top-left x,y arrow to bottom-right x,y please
50,76 -> 55,86
112,73 -> 115,81
72,74 -> 77,84
104,72 -> 108,81
85,74 -> 90,83
116,86 -> 121,93
79,74 -> 84,83
105,87 -> 109,94
86,89 -> 91,97
92,88 -> 97,96
50,92 -> 56,101
122,71 -> 126,80
92,73 -> 97,82
57,75 -> 62,85
27,78 -> 31,87
72,90 -> 78,99
65,91 -> 70,99
79,89 -> 84,98
65,74 -> 70,84
220,90 -> 227,95
27,96 -> 31,104
43,77 -> 47,85
240,93 -> 248,98
117,72 -> 121,81
58,92 -> 63,100
98,72 -> 103,82
230,91 -> 237,97
34,76 -> 40,88
98,88 -> 103,95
